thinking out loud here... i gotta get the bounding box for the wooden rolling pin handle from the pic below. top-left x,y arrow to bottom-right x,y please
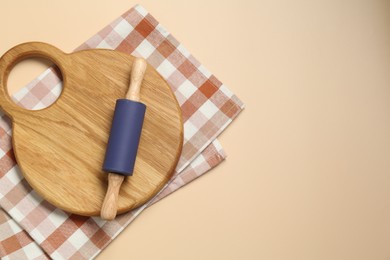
126,58 -> 147,101
100,58 -> 147,220
100,173 -> 125,220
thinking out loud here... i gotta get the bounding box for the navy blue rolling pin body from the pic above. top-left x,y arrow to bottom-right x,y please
103,99 -> 146,176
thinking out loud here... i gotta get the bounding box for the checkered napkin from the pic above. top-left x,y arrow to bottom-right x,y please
0,4 -> 243,259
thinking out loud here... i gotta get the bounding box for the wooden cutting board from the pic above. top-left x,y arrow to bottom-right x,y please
0,42 -> 183,216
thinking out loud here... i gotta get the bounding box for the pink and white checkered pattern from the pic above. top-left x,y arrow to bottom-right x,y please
0,4 -> 243,259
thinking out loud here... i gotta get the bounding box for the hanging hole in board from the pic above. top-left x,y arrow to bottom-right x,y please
7,57 -> 63,110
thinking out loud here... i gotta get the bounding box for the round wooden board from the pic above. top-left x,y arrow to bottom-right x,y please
0,42 -> 183,216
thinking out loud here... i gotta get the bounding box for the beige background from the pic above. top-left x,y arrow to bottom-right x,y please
1,0 -> 390,259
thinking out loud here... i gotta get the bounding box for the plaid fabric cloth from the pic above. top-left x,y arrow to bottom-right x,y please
0,209 -> 48,259
0,4 -> 243,259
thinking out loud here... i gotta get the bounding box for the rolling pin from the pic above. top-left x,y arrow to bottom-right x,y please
101,58 -> 147,220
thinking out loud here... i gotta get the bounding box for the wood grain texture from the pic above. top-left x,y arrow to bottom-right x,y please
0,42 -> 183,216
